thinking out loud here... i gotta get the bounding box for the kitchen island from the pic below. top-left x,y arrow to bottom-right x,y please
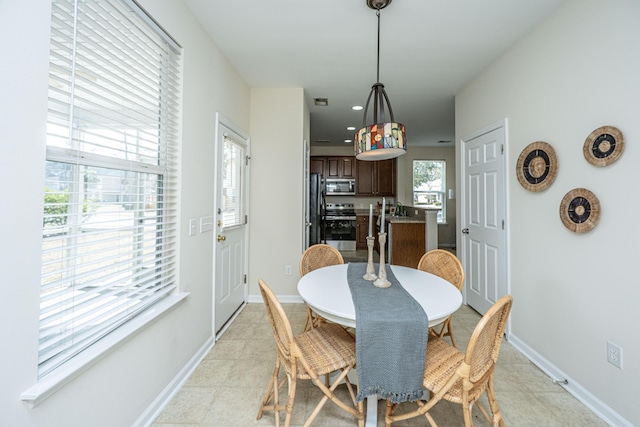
387,209 -> 439,267
357,208 -> 438,268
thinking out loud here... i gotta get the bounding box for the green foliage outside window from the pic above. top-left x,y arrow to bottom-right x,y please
413,161 -> 442,188
43,187 -> 96,227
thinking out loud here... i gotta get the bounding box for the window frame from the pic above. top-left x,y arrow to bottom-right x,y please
38,0 -> 183,380
412,159 -> 446,224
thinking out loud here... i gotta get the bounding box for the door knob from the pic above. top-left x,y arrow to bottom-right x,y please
217,235 -> 226,242
461,228 -> 469,234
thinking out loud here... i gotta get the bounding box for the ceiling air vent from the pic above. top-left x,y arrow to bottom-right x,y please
315,140 -> 330,144
313,98 -> 328,107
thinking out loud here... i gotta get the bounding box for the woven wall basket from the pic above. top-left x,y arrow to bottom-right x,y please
559,188 -> 600,233
516,141 -> 558,192
583,125 -> 624,167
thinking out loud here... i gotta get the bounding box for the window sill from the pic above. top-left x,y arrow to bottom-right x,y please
21,292 -> 190,408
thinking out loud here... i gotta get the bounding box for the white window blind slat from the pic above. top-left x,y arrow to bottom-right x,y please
221,136 -> 246,228
40,0 -> 181,378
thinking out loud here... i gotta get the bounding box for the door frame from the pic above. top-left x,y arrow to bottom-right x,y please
213,113 -> 250,336
303,138 -> 310,249
458,118 -> 511,334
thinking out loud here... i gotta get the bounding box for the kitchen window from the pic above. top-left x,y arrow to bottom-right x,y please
39,0 -> 182,378
413,160 -> 446,223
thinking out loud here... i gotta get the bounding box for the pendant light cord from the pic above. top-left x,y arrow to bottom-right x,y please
376,8 -> 381,83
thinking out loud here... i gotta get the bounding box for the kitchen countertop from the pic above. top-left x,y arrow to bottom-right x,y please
387,216 -> 424,224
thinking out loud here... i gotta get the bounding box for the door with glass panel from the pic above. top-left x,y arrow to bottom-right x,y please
214,120 -> 249,333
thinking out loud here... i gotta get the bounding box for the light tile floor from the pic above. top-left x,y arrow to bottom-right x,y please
151,302 -> 607,427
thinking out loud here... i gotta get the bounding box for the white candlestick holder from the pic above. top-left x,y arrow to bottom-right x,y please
363,236 -> 377,281
373,232 -> 391,288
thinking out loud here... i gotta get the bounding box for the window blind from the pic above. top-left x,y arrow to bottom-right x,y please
40,0 -> 182,377
221,135 -> 246,228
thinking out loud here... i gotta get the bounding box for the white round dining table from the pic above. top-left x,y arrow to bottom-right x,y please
297,263 -> 463,427
298,263 -> 463,329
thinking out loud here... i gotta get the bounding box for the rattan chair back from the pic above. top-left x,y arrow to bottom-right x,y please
466,295 -> 512,383
300,244 -> 344,331
417,249 -> 464,291
385,295 -> 513,427
299,244 -> 344,276
257,279 -> 364,427
418,250 -> 465,347
259,278 -> 295,375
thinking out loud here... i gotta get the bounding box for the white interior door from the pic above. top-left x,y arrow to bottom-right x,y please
461,121 -> 508,315
214,118 -> 249,333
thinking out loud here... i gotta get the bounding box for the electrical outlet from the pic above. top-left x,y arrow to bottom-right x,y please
285,265 -> 292,276
607,341 -> 623,369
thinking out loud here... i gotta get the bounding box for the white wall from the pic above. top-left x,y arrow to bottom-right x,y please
456,0 -> 639,424
0,0 -> 251,425
248,88 -> 308,298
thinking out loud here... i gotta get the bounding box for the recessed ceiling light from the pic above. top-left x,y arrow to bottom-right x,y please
346,126 -> 356,131
352,105 -> 363,111
314,98 -> 329,107
344,139 -> 352,143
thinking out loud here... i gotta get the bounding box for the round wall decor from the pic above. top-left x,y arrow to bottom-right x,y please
559,188 -> 600,233
583,125 -> 624,167
516,141 -> 558,192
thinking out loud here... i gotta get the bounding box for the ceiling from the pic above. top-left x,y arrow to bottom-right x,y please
183,0 -> 565,148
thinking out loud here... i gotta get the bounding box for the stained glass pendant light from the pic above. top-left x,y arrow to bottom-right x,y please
355,0 -> 407,161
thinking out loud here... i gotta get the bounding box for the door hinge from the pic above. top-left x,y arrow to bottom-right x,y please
243,274 -> 247,284
502,219 -> 505,230
245,215 -> 248,224
501,144 -> 504,154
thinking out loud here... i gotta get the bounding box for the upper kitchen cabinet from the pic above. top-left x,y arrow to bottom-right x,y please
310,157 -> 325,176
325,156 -> 355,179
310,155 -> 355,179
355,158 -> 396,197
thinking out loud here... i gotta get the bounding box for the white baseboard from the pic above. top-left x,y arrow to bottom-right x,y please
508,334 -> 632,427
134,335 -> 215,427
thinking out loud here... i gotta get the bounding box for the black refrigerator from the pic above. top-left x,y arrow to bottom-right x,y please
309,173 -> 324,245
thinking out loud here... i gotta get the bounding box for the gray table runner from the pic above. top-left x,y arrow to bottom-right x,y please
347,263 -> 429,403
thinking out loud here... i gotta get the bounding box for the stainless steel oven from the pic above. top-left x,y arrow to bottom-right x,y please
324,203 -> 356,251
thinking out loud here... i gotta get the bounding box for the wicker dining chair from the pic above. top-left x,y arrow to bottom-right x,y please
299,244 -> 344,331
256,279 -> 364,427
417,249 -> 465,347
385,294 -> 513,427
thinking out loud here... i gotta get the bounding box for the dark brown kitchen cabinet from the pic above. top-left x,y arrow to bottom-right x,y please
355,158 -> 396,196
310,156 -> 355,179
325,156 -> 355,179
310,157 -> 325,177
356,214 -> 375,249
390,222 -> 425,268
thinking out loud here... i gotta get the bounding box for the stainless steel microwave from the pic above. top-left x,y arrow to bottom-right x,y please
325,178 -> 355,195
